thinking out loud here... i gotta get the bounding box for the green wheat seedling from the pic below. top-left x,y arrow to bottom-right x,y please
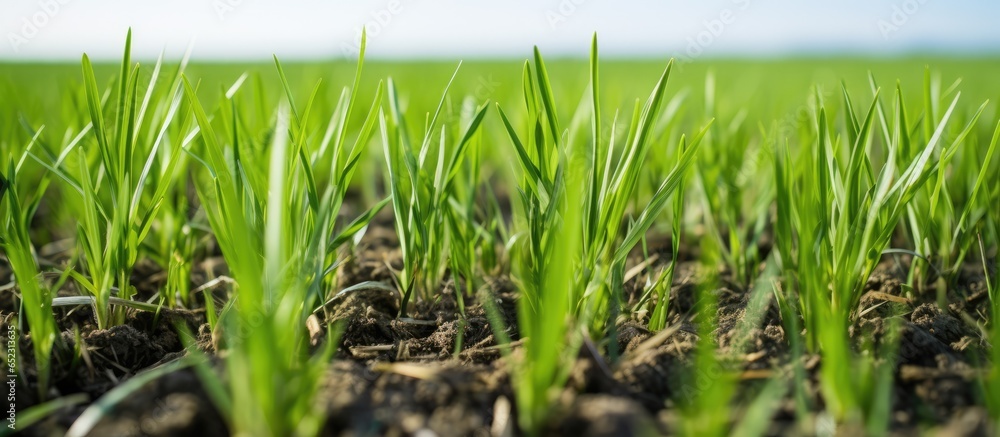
492,42 -> 590,436
632,139 -> 690,333
499,36 -> 706,337
140,139 -> 199,312
773,83 -> 970,423
272,52 -> 390,313
444,97 -> 491,315
37,31 -> 188,328
577,37 -> 709,338
495,35 -> 708,432
182,33 -> 385,435
158,194 -> 198,308
976,174 -> 999,423
978,230 -> 999,422
0,157 -> 59,401
139,49 -> 199,309
874,71 -> 995,300
495,58 -> 560,324
380,67 -> 489,317
505,99 -> 587,437
516,162 -> 585,436
184,88 -> 329,436
694,72 -> 772,287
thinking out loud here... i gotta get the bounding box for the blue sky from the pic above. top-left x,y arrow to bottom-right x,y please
1,0 -> 999,60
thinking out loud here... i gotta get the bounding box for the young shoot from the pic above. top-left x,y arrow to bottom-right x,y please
380,67 -> 489,318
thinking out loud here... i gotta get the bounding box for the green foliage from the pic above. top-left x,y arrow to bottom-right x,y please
500,36 -> 707,344
695,72 -> 772,287
575,37 -> 709,337
380,66 -> 489,317
181,33 -> 385,435
495,35 -> 713,433
2,35 -> 1000,436
48,30 -> 187,328
494,42 -> 586,436
979,230 -> 999,421
879,70 -> 995,300
0,158 -> 58,400
444,100 -> 493,314
772,82 -> 982,424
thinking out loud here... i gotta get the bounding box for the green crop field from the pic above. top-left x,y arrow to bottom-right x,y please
1,32 -> 999,436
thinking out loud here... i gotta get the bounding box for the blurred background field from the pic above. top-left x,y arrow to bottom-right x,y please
5,56 -> 1000,150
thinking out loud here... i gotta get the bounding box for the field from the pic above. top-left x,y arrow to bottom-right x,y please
2,35 -> 999,436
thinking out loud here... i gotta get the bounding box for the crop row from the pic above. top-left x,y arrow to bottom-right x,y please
1,32 -> 998,435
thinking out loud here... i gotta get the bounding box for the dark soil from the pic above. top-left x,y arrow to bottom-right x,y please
3,220 -> 997,436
